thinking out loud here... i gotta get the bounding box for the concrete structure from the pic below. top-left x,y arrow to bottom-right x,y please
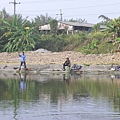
39,21 -> 106,34
39,21 -> 92,34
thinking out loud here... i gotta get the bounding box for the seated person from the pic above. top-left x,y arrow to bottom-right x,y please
63,58 -> 71,71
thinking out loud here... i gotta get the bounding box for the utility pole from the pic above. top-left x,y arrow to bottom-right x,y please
56,9 -> 63,21
9,0 -> 20,15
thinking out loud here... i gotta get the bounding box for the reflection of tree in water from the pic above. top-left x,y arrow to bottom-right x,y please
1,75 -> 120,111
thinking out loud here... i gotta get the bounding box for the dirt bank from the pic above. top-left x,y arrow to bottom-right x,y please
0,51 -> 120,66
0,51 -> 119,79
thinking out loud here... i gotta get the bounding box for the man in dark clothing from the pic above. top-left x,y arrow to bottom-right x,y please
63,58 -> 71,71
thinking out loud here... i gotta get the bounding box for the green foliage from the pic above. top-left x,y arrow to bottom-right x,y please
1,76 -> 120,111
0,10 -> 120,54
92,32 -> 104,40
36,34 -> 68,52
92,23 -> 100,32
50,19 -> 58,34
35,30 -> 117,54
0,15 -> 36,52
115,37 -> 120,43
80,32 -> 104,54
32,14 -> 52,26
0,8 -> 11,19
102,17 -> 120,38
64,18 -> 87,23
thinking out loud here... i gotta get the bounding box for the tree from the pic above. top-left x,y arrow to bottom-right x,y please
0,8 -> 11,19
98,15 -> 111,21
102,17 -> 120,39
92,23 -> 100,33
100,17 -> 120,52
32,14 -> 52,26
50,19 -> 58,34
64,18 -> 87,23
0,15 -> 36,52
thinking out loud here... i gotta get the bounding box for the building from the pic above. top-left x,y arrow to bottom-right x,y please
39,21 -> 105,34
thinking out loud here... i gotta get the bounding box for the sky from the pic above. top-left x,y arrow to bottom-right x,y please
0,0 -> 120,24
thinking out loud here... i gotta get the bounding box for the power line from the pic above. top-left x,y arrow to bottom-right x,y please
16,2 -> 120,13
64,12 -> 120,17
61,2 -> 120,10
1,1 -> 120,13
21,11 -> 120,18
1,1 -> 120,22
18,9 -> 120,19
22,0 -> 73,4
9,0 -> 20,15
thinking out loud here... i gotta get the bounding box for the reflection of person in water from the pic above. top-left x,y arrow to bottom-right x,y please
19,73 -> 26,91
63,73 -> 71,85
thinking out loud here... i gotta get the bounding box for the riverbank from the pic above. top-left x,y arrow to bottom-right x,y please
1,51 -> 120,64
0,50 -> 120,80
0,51 -> 120,72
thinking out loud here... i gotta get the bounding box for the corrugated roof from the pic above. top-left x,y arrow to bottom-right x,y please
59,21 -> 95,27
39,21 -> 106,30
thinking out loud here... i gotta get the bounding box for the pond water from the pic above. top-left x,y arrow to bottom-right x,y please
0,72 -> 120,120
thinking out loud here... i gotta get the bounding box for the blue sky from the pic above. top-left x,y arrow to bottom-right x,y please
0,0 -> 120,23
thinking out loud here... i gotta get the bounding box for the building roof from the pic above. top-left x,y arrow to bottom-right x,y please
39,21 -> 106,31
59,21 -> 95,27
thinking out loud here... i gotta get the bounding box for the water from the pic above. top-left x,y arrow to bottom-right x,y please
0,72 -> 120,120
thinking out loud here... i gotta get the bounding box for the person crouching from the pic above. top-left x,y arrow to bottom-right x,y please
63,58 -> 71,71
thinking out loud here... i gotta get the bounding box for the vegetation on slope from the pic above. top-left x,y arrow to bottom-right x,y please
0,9 -> 120,54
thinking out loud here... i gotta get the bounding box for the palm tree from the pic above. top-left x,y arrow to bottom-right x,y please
100,17 -> 120,52
98,15 -> 111,21
1,15 -> 36,52
102,17 -> 120,39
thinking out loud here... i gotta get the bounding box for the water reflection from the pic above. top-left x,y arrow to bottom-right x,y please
63,73 -> 71,85
19,73 -> 26,91
0,73 -> 120,119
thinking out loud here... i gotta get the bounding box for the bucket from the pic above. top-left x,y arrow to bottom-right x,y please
65,66 -> 70,72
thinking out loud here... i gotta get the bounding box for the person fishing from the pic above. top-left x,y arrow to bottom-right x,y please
18,52 -> 27,70
63,57 -> 71,71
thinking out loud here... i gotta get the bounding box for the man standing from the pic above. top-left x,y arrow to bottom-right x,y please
18,52 -> 27,70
